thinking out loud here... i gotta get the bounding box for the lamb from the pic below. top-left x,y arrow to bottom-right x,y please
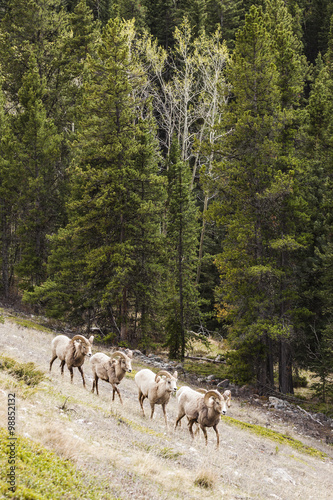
134,368 -> 178,427
49,334 -> 94,388
175,386 -> 230,448
90,350 -> 133,404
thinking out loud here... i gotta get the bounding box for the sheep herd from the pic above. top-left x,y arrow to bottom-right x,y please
49,333 -> 232,448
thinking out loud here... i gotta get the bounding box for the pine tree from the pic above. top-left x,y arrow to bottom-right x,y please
0,73 -> 20,297
296,27 -> 333,402
141,0 -> 177,49
211,6 -> 306,393
206,0 -> 244,46
25,19 -> 166,343
0,0 -> 69,112
13,54 -> 63,289
164,140 -> 200,360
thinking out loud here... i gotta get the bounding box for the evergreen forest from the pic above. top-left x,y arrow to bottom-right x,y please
0,0 -> 333,402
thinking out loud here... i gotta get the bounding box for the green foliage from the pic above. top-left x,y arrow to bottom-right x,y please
210,4 -> 308,393
0,355 -> 45,386
13,53 -> 63,289
163,140 -> 201,359
0,428 -> 116,499
183,359 -> 228,379
26,18 -> 166,344
224,416 -> 328,458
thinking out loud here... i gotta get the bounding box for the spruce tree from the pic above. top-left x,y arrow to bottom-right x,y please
212,6 -> 306,393
164,140 -> 200,360
13,54 -> 63,289
26,19 -> 166,343
296,30 -> 333,402
0,73 -> 19,297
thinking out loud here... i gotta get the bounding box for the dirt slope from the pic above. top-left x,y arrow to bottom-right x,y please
0,314 -> 333,500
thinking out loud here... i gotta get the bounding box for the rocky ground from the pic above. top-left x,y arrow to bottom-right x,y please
1,310 -> 333,499
135,349 -> 333,445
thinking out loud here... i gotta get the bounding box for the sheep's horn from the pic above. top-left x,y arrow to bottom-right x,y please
110,351 -> 127,359
204,390 -> 222,406
223,389 -> 232,406
71,335 -> 90,344
155,370 -> 172,381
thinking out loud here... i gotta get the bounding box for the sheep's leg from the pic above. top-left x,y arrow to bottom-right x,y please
194,423 -> 200,437
49,355 -> 57,372
149,402 -> 155,420
68,366 -> 74,383
138,391 -> 145,415
113,386 -> 123,405
60,360 -> 65,375
78,366 -> 86,388
200,424 -> 208,446
213,424 -> 219,449
188,419 -> 196,439
175,411 -> 185,429
92,375 -> 99,395
161,403 -> 168,427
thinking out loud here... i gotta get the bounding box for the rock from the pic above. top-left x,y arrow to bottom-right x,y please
270,468 -> 296,485
268,397 -> 291,410
132,350 -> 143,357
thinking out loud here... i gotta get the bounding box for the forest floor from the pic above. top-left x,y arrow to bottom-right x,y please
0,310 -> 333,500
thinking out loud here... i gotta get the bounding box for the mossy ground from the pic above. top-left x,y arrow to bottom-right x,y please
224,416 -> 328,459
0,355 -> 45,387
0,428 -> 117,500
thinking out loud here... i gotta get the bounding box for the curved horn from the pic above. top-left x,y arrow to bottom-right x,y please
155,370 -> 172,381
71,335 -> 90,344
110,351 -> 127,359
204,390 -> 222,406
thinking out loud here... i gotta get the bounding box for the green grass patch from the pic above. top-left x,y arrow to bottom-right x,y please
183,360 -> 228,379
157,446 -> 183,460
0,355 -> 45,387
224,416 -> 327,459
8,317 -> 53,333
0,427 -> 117,499
109,411 -> 165,438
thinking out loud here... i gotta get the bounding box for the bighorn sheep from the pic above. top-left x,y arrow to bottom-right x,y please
90,350 -> 133,404
175,386 -> 230,448
50,334 -> 94,388
134,368 -> 178,427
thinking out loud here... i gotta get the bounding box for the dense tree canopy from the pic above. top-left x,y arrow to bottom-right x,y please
0,0 -> 332,402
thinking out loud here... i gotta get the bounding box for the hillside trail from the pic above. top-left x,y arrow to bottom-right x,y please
0,314 -> 333,500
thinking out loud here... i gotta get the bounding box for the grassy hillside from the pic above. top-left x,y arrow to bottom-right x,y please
0,312 -> 332,499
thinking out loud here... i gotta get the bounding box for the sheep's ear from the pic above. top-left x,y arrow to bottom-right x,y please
173,371 -> 178,379
89,335 -> 94,344
155,376 -> 161,383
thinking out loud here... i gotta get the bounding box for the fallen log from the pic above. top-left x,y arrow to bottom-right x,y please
184,355 -> 226,364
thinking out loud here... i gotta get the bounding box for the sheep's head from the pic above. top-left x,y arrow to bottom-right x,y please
155,370 -> 178,393
71,335 -> 94,358
204,390 -> 226,415
110,351 -> 132,373
223,389 -> 232,408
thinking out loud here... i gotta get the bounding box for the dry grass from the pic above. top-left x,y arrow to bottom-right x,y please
194,469 -> 216,489
0,314 -> 332,500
